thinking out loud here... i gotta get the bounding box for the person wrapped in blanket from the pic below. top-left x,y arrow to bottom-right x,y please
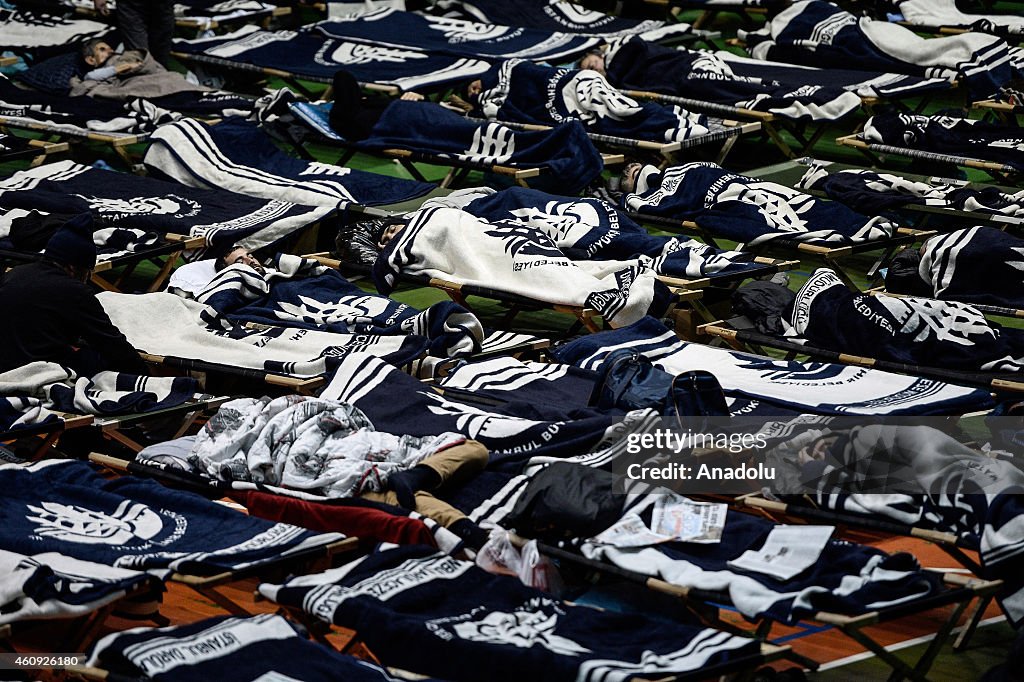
0,214 -> 147,376
187,395 -> 491,548
885,227 -> 1024,310
67,39 -> 209,101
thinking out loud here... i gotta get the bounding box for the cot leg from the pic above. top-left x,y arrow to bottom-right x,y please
189,585 -> 254,617
953,594 -> 992,651
762,121 -> 796,160
148,252 -> 183,293
713,134 -> 739,166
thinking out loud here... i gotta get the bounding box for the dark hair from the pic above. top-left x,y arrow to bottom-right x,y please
575,48 -> 604,70
214,245 -> 244,272
80,38 -> 106,62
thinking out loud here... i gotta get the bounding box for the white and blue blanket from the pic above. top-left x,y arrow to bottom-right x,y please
315,8 -> 600,62
373,204 -> 668,329
0,7 -> 109,48
552,316 -> 992,415
87,614 -> 410,681
145,117 -> 435,209
741,0 -> 1024,100
895,0 -> 1024,37
174,24 -> 493,92
99,291 -> 430,378
0,549 -> 153,626
426,0 -> 693,42
919,227 -> 1024,309
777,425 -> 1024,625
791,268 -> 1024,373
797,162 -> 1024,216
354,100 -> 604,195
0,160 -> 330,259
195,253 -> 484,358
322,352 -> 629,470
864,113 -> 1024,172
479,59 -> 711,144
0,361 -> 197,433
260,544 -> 761,682
623,161 -> 896,246
460,186 -> 761,279
605,38 -> 861,122
0,459 -> 344,578
716,50 -> 954,100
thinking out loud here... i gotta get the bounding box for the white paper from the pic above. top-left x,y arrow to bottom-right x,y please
651,497 -> 727,544
591,513 -> 673,548
727,525 -> 834,580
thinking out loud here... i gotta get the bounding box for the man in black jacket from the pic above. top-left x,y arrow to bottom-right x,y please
0,213 -> 148,376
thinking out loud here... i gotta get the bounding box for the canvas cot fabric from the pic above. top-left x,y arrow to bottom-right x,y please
372,204 -> 669,329
193,253 -> 484,359
0,7 -> 109,48
425,0 -> 693,41
354,100 -> 604,195
0,459 -> 344,578
174,25 -> 494,92
552,316 -> 992,415
98,291 -> 432,378
622,162 -> 896,246
0,160 -> 331,259
0,361 -> 197,432
314,8 -> 601,62
863,113 -> 1024,171
740,0 -> 1024,100
790,268 -> 1024,373
259,544 -> 762,682
604,38 -> 862,122
144,117 -> 436,210
458,185 -> 763,279
796,162 -> 1024,216
87,614 -> 420,681
477,59 -> 713,144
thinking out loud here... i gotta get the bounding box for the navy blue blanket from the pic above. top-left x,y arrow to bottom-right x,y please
261,544 -> 761,682
741,0 -> 1023,100
174,25 -> 492,92
0,159 -> 329,259
315,8 -> 600,62
88,614 -> 419,681
145,117 -> 435,209
623,162 -> 896,246
717,50 -> 953,100
196,254 -> 484,358
359,101 -> 603,195
0,460 -> 342,577
797,162 -> 1024,216
605,38 -> 861,122
479,59 -> 711,143
864,113 -> 1024,172
553,316 -> 993,415
792,268 -> 1024,373
919,227 -> 1024,309
426,0 -> 691,41
322,353 -> 621,471
463,186 -> 761,278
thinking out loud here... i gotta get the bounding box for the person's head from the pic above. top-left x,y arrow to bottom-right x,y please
577,50 -> 606,76
620,162 -> 644,194
81,39 -> 114,68
377,218 -> 408,249
215,246 -> 265,275
465,79 -> 483,103
44,213 -> 97,281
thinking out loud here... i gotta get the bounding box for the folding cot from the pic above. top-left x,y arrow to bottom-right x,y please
746,157 -> 1024,233
13,0 -> 293,34
0,113 -> 147,165
0,411 -> 92,459
259,543 -> 787,682
698,318 -> 1024,393
0,459 -> 359,619
0,132 -> 67,167
515,531 -> 999,681
837,132 -> 1024,185
973,98 -> 1023,125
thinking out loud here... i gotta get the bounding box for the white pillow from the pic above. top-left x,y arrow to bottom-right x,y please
167,259 -> 218,296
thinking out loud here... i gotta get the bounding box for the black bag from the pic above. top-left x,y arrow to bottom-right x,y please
505,462 -> 624,540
